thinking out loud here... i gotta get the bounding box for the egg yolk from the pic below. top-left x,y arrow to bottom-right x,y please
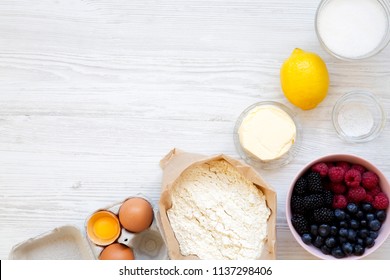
93,216 -> 119,240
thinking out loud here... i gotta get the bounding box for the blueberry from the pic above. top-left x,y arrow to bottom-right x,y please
331,247 -> 345,259
347,229 -> 357,242
330,225 -> 338,236
342,242 -> 354,255
362,202 -> 373,213
310,224 -> 319,236
369,219 -> 381,231
369,231 -> 379,239
347,203 -> 358,214
339,228 -> 348,237
339,221 -> 348,228
350,219 -> 360,229
301,233 -> 312,245
338,236 -> 347,244
334,209 -> 346,221
325,237 -> 337,248
360,220 -> 368,227
365,237 -> 375,248
345,213 -> 351,222
357,238 -> 364,246
354,244 -> 365,256
321,245 -> 331,255
313,236 -> 324,248
358,229 -> 369,239
319,224 -> 331,237
376,210 -> 387,222
366,213 -> 375,221
356,210 -> 364,220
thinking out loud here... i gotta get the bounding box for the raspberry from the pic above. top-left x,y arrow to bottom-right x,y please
337,161 -> 350,172
344,169 -> 362,188
372,194 -> 389,210
307,172 -> 324,193
330,183 -> 346,194
333,195 -> 348,209
347,187 -> 367,203
368,186 -> 381,196
362,171 -> 379,190
351,164 -> 366,174
364,193 -> 374,203
326,162 -> 335,169
328,167 -> 345,183
311,162 -> 329,177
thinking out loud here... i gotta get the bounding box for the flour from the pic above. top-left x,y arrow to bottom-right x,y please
337,104 -> 374,137
167,160 -> 270,260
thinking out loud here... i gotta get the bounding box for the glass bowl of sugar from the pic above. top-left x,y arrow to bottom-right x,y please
332,91 -> 386,143
315,0 -> 390,60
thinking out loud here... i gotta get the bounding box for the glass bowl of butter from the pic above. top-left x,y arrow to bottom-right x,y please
234,101 -> 301,169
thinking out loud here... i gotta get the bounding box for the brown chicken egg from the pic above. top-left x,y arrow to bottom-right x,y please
99,243 -> 135,260
118,197 -> 154,233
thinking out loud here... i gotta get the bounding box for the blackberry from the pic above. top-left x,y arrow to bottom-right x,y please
304,194 -> 324,210
294,177 -> 307,195
291,214 -> 309,235
307,172 -> 324,193
322,190 -> 333,207
313,208 -> 334,224
291,195 -> 305,214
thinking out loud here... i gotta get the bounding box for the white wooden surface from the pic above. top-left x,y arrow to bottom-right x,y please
1,0 -> 390,260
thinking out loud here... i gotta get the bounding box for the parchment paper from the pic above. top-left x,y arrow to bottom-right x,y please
158,148 -> 277,260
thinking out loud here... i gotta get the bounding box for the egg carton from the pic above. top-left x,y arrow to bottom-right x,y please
86,195 -> 168,260
8,195 -> 168,260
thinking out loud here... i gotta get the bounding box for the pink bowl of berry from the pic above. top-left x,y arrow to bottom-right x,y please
286,154 -> 390,259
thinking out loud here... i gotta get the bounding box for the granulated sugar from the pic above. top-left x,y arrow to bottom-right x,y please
317,0 -> 388,58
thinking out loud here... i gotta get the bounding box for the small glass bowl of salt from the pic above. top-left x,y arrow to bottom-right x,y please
332,91 -> 386,143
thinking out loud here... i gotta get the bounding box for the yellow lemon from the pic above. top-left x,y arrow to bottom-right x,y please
280,48 -> 329,110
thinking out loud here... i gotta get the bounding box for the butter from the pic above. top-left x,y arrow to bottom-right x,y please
238,105 -> 296,161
